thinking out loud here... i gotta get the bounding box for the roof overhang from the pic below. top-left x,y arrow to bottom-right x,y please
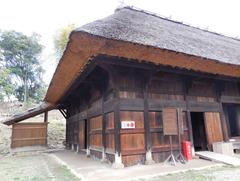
44,31 -> 240,104
3,102 -> 56,125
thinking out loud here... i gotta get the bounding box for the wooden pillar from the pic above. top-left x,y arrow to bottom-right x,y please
44,111 -> 48,146
183,77 -> 194,144
219,104 -> 229,141
76,119 -> 80,152
215,81 -> 229,141
114,87 -> 121,156
98,62 -> 123,168
44,111 -> 48,123
144,84 -> 150,150
102,96 -> 107,161
65,108 -> 71,150
66,121 -> 70,149
86,116 -> 91,156
186,111 -> 194,144
143,72 -> 155,164
111,69 -> 124,168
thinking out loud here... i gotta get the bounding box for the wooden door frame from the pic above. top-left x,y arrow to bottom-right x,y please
188,111 -> 208,151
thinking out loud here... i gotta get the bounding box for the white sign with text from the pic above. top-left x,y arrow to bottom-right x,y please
121,121 -> 135,129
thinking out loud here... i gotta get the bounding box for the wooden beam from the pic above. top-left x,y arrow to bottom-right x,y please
221,96 -> 240,104
59,109 -> 67,118
95,55 -> 240,82
59,60 -> 98,104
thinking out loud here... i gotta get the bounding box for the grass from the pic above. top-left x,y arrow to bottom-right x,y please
136,165 -> 240,181
0,154 -> 80,181
55,165 -> 79,181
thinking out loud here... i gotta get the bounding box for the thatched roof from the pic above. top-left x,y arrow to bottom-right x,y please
43,6 -> 240,104
78,6 -> 240,66
3,6 -> 240,125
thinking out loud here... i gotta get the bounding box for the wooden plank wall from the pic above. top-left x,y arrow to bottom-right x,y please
64,62 -> 239,167
149,72 -> 184,101
204,112 -> 224,147
89,116 -> 103,151
222,82 -> 240,97
188,79 -> 216,102
78,120 -> 85,149
105,112 -> 115,153
120,111 -> 145,166
73,121 -> 79,148
148,111 -> 190,162
11,122 -> 47,148
147,73 -> 191,162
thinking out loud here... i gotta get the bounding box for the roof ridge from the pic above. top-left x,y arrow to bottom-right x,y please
116,5 -> 240,42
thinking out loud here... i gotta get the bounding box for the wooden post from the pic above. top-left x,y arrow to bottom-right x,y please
144,77 -> 150,150
44,111 -> 48,123
110,69 -> 124,168
187,111 -> 194,145
114,87 -> 121,156
66,120 -> 70,149
215,81 -> 229,141
102,95 -> 107,161
143,72 -> 155,164
86,117 -> 90,156
77,120 -> 80,152
44,111 -> 48,146
183,77 -> 194,145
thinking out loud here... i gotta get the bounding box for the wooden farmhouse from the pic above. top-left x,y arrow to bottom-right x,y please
3,7 -> 240,167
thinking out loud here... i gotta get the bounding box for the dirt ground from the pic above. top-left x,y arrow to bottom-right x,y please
0,153 -> 80,181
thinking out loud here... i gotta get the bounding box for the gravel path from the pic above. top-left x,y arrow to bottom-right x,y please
0,153 -> 80,181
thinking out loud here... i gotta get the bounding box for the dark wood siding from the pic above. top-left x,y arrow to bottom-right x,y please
89,116 -> 103,149
120,111 -> 145,166
11,123 -> 47,148
64,57 -> 239,167
105,112 -> 115,153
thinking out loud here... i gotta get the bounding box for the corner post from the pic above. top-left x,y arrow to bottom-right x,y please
97,62 -> 124,168
112,69 -> 124,168
143,71 -> 155,165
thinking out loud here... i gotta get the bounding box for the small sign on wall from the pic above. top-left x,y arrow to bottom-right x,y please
121,121 -> 135,129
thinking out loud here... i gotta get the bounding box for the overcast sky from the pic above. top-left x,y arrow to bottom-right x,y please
1,0 -> 240,84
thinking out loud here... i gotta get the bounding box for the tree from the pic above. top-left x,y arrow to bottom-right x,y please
0,67 -> 14,101
0,30 -> 45,106
54,24 -> 76,58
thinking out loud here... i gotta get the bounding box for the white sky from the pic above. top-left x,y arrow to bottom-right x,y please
0,0 -> 240,85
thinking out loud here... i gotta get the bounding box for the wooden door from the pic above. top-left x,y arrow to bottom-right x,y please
204,112 -> 223,147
